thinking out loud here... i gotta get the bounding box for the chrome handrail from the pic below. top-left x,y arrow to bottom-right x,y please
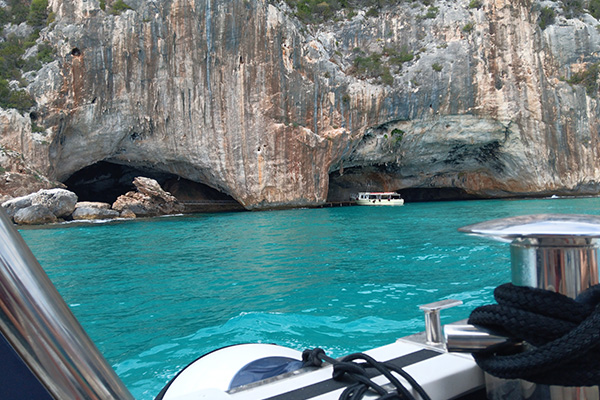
0,209 -> 133,399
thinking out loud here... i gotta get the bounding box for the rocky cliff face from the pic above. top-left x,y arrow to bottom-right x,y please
2,0 -> 600,208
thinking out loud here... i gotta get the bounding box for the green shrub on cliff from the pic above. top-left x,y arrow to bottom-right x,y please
566,62 -> 600,96
285,0 -> 342,23
0,0 -> 56,112
28,0 -> 48,28
462,22 -> 474,32
468,0 -> 482,9
354,53 -> 383,76
424,6 -> 438,19
539,6 -> 555,30
365,6 -> 379,17
385,46 -> 414,68
0,8 -> 10,26
349,45 -> 414,85
22,43 -> 55,72
110,0 -> 133,15
0,79 -> 35,112
590,0 -> 600,19
381,67 -> 394,85
10,0 -> 29,24
0,35 -> 26,80
561,0 -> 584,18
284,0 -> 408,24
390,128 -> 404,143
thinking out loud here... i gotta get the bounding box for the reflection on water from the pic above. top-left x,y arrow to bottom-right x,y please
19,197 -> 600,399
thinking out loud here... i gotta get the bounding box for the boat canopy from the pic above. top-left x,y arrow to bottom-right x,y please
357,192 -> 402,200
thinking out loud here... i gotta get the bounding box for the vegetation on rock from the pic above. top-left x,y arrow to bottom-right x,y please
590,0 -> 600,19
468,0 -> 482,9
110,0 -> 133,15
0,0 -> 54,112
350,45 -> 414,86
283,0 -> 437,24
562,0 -> 585,18
539,6 -> 555,30
565,62 -> 600,96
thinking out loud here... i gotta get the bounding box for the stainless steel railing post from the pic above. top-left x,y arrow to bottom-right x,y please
455,214 -> 600,400
0,209 -> 134,399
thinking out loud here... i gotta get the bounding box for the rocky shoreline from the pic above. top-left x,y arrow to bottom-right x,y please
1,177 -> 185,225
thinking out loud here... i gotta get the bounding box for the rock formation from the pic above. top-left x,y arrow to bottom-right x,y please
1,0 -> 600,208
2,188 -> 77,224
1,178 -> 183,224
112,177 -> 184,217
72,201 -> 120,220
13,205 -> 58,225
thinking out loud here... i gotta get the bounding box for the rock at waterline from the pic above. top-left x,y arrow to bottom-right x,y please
2,193 -> 36,219
112,177 -> 184,217
31,189 -> 78,218
72,202 -> 120,220
1,179 -> 180,224
2,188 -> 78,224
119,209 -> 136,219
13,205 -> 58,225
75,201 -> 112,210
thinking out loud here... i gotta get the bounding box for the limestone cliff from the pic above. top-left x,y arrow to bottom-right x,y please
2,0 -> 600,208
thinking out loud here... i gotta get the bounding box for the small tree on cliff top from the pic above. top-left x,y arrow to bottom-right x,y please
110,0 -> 133,15
539,6 -> 555,30
27,0 -> 48,28
589,0 -> 600,20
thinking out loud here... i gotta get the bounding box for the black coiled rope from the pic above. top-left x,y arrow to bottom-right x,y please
468,283 -> 600,386
302,348 -> 431,400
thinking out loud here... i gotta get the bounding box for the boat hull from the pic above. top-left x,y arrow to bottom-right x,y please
355,192 -> 405,206
157,339 -> 484,399
356,199 -> 405,206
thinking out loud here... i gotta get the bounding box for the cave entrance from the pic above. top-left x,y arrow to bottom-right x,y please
326,166 -> 483,203
397,187 -> 481,202
63,161 -> 243,212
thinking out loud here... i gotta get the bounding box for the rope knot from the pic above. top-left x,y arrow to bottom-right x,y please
331,361 -> 367,380
302,348 -> 327,367
301,349 -> 431,400
468,283 -> 600,386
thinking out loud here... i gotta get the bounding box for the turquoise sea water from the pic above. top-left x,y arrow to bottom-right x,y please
18,197 -> 600,399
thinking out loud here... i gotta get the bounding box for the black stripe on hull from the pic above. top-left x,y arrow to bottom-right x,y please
264,349 -> 441,400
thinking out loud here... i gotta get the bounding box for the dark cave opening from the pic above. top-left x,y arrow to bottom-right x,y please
64,162 -> 138,203
64,161 -> 238,206
326,166 -> 483,203
397,187 -> 481,202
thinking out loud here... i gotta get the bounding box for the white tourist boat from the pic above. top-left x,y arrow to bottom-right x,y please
356,192 -> 405,206
0,209 -> 599,400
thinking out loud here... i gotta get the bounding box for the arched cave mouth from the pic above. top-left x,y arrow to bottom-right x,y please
64,161 -> 237,205
326,166 -> 483,203
394,187 -> 481,202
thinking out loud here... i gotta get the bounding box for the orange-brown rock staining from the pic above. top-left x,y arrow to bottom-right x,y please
2,0 -> 600,208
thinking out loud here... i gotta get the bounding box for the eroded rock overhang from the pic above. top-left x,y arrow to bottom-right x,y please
5,0 -> 600,208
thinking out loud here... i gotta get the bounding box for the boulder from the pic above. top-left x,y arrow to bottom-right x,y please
32,189 -> 78,218
2,188 -> 78,223
13,205 -> 57,225
119,209 -> 136,219
112,177 -> 184,217
75,201 -> 112,210
72,204 -> 120,220
2,193 -> 35,219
